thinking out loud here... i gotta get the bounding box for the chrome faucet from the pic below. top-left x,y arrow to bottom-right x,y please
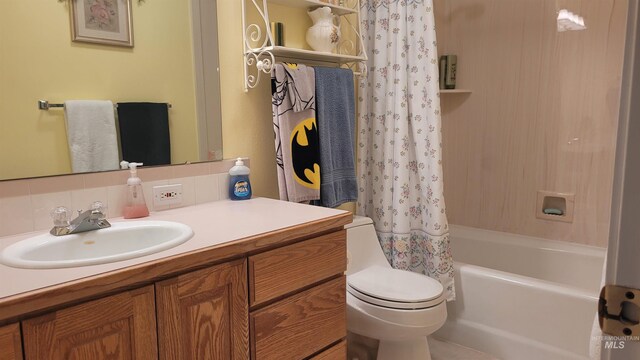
50,201 -> 111,236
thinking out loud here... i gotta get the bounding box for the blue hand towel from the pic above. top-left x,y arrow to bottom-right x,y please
314,67 -> 358,208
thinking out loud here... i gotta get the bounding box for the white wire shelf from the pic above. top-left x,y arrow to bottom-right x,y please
242,0 -> 367,91
246,46 -> 366,63
268,0 -> 358,16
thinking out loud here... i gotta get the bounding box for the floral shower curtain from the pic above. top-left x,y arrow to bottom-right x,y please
357,0 -> 455,300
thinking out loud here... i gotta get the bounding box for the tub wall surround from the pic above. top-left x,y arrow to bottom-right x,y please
435,0 -> 628,247
0,159 -> 242,238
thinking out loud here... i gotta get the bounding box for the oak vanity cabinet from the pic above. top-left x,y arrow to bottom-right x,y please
22,286 -> 158,359
19,261 -> 249,360
155,259 -> 249,360
249,231 -> 347,360
8,217 -> 348,360
0,323 -> 23,360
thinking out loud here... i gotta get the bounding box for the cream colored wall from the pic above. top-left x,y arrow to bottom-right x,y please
434,0 -> 627,247
0,160 -> 238,237
218,1 -> 358,204
217,1 -> 312,199
0,1 -> 199,180
1,0 -> 351,205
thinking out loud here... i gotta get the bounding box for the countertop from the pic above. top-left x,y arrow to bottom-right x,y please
0,198 -> 350,323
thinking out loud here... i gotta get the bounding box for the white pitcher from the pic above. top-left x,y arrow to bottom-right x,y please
306,7 -> 341,53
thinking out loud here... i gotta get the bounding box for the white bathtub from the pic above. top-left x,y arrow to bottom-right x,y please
434,225 -> 606,360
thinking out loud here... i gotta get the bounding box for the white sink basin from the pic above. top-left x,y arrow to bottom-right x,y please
0,221 -> 194,269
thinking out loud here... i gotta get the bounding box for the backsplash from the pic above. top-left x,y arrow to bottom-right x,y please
0,159 -> 243,237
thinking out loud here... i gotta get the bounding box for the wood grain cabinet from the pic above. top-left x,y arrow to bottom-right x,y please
249,230 -> 347,307
250,277 -> 346,360
0,323 -> 23,360
22,286 -> 157,360
8,225 -> 348,360
249,231 -> 347,360
156,259 -> 249,360
310,340 -> 347,360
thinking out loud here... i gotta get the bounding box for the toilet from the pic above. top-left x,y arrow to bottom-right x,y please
345,216 -> 447,360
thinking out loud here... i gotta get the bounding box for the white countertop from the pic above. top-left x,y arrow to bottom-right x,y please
0,198 -> 348,300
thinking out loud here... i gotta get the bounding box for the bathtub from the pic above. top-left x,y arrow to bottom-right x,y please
434,225 -> 606,360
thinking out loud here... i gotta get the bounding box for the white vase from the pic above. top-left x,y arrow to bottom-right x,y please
306,7 -> 341,53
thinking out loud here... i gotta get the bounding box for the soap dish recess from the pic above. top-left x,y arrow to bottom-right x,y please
536,191 -> 575,223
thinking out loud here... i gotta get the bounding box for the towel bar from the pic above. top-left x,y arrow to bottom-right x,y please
38,100 -> 173,110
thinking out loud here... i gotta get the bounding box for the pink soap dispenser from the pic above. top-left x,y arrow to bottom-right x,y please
122,162 -> 150,219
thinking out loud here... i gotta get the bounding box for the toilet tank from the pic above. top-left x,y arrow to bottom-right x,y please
345,216 -> 391,275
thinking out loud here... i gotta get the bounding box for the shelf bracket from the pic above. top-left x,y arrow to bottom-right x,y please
242,0 -> 276,92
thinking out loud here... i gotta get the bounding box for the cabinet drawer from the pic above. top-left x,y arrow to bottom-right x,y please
250,276 -> 346,360
310,340 -> 347,360
0,323 -> 22,360
249,230 -> 346,306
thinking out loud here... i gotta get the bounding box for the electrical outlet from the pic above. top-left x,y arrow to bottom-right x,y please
153,184 -> 183,206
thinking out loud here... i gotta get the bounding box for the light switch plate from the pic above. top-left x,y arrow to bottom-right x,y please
153,184 -> 183,206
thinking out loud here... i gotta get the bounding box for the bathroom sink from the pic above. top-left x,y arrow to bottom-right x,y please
0,221 -> 194,269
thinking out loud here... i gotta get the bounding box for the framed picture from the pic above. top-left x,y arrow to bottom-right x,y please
70,0 -> 133,47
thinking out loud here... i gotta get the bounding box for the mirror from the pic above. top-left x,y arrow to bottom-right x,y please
0,0 -> 222,181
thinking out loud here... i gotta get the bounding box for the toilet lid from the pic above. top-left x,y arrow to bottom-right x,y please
347,265 -> 444,303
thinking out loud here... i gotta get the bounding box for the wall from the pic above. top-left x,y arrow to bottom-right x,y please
434,0 -> 627,247
0,0 -> 353,238
0,0 -> 353,202
217,1 -> 312,199
218,1 -> 359,213
0,160 -> 239,237
0,1 -> 199,179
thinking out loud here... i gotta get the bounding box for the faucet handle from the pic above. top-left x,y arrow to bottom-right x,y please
89,201 -> 107,220
50,206 -> 71,227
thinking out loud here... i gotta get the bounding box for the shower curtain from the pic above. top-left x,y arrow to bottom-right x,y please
357,0 -> 455,300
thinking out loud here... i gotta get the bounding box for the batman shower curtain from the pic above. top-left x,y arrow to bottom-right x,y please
357,0 -> 455,300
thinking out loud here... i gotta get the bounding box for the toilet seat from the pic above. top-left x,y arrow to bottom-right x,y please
347,265 -> 445,310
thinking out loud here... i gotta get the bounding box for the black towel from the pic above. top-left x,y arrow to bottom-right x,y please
116,102 -> 171,166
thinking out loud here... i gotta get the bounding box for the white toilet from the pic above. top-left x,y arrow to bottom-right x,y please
345,216 -> 447,360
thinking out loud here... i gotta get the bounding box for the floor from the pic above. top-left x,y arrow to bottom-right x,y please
429,337 -> 499,360
347,333 -> 498,360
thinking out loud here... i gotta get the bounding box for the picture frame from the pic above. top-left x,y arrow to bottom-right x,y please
70,0 -> 133,47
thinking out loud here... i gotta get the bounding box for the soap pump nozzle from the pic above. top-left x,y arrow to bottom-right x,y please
127,162 -> 143,186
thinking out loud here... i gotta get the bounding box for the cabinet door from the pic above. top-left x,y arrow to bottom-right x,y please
22,285 -> 157,360
0,323 -> 23,360
156,259 -> 249,360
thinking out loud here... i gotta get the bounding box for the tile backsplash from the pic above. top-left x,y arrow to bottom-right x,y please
0,159 -> 241,237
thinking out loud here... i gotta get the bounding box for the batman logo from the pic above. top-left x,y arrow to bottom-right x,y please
290,118 -> 321,189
